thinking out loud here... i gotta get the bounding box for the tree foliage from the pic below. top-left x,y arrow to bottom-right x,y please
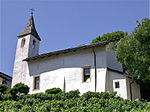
91,31 -> 126,44
111,18 -> 150,100
114,18 -> 150,83
91,18 -> 150,100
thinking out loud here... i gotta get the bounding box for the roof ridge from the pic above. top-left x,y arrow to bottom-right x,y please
23,41 -> 109,61
17,13 -> 41,41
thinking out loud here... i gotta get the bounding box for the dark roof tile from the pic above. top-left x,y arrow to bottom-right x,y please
23,41 -> 109,62
18,13 -> 41,41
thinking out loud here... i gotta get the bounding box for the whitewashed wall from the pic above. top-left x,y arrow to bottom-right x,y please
12,35 -> 39,87
131,82 -> 141,100
25,46 -> 108,94
107,70 -> 128,99
126,78 -> 141,100
107,70 -> 141,100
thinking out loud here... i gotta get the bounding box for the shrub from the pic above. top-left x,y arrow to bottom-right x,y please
20,106 -> 32,112
82,91 -> 99,100
45,88 -> 62,94
0,84 -> 9,94
1,93 -> 12,101
82,91 -> 117,100
109,91 -> 117,98
0,89 -> 149,111
10,83 -> 29,100
66,90 -> 80,99
100,91 -> 110,99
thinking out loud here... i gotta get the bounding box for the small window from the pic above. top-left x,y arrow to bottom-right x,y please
33,76 -> 40,90
32,40 -> 36,48
115,82 -> 120,88
2,80 -> 7,85
83,67 -> 90,82
21,38 -> 25,47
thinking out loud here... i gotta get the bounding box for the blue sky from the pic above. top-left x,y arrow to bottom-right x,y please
0,0 -> 149,76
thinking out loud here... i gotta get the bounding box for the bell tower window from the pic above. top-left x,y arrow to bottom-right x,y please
32,40 -> 36,48
21,38 -> 25,48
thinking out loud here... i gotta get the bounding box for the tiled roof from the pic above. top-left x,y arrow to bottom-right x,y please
18,13 -> 41,41
23,41 -> 109,62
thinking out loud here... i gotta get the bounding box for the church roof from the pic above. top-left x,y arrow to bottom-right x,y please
17,13 -> 41,41
23,41 -> 109,62
0,72 -> 12,81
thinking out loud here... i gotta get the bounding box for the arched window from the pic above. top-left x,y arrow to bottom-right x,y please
32,40 -> 36,48
21,38 -> 25,48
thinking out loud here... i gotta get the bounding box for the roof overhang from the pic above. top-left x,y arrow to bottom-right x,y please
23,41 -> 109,62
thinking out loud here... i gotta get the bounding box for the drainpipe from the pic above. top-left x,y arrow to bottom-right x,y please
130,81 -> 134,101
63,76 -> 66,92
92,48 -> 97,92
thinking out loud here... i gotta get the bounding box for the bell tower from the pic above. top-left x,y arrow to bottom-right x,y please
12,12 -> 41,87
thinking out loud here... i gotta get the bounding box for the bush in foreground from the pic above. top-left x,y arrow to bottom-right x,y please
0,86 -> 150,111
0,83 -> 29,100
10,83 -> 29,100
45,88 -> 62,94
0,84 -> 9,94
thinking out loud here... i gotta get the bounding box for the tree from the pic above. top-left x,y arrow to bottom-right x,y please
113,18 -> 150,100
91,31 -> 127,44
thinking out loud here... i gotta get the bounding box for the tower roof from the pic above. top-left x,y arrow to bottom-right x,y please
18,13 -> 41,41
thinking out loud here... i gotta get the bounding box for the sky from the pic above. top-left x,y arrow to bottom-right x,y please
0,0 -> 149,77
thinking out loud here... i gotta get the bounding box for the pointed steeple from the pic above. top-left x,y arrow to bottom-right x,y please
18,13 -> 41,41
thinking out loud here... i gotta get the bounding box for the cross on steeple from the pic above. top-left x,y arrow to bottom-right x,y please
30,8 -> 35,14
17,9 -> 41,41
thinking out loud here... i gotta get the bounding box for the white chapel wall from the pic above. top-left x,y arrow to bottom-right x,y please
12,35 -> 31,86
107,70 -> 128,99
28,35 -> 40,57
126,78 -> 141,100
131,82 -> 141,100
25,46 -> 108,94
12,35 -> 40,87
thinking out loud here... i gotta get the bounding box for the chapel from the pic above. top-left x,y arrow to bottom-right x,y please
12,12 -> 141,100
